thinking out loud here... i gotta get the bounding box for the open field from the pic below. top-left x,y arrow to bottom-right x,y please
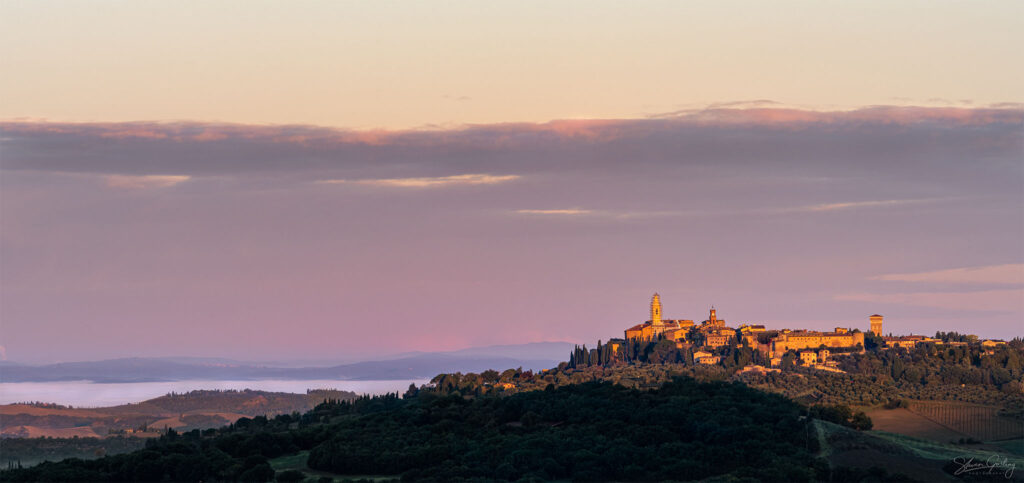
867,407 -> 968,443
1,425 -> 104,439
815,420 -> 955,482
0,405 -> 108,418
907,400 -> 1024,442
867,402 -> 1024,444
815,419 -> 1024,482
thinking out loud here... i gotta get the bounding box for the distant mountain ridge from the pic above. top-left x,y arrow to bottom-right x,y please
0,342 -> 575,383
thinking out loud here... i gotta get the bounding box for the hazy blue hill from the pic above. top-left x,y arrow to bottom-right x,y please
148,356 -> 259,366
293,353 -> 561,380
0,357 -> 272,383
0,343 -> 570,383
100,388 -> 357,416
446,341 -> 575,359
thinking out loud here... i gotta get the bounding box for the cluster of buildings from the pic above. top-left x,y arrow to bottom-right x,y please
618,293 -> 1006,370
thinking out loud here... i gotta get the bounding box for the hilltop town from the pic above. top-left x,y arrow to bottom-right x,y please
591,293 -> 1011,374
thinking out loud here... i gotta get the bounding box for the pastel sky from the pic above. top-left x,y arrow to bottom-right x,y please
2,1 -> 1023,128
1,2 -> 1022,363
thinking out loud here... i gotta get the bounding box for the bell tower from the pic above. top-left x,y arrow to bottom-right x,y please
650,293 -> 662,326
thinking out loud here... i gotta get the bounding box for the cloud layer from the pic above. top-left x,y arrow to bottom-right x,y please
836,289 -> 1024,313
516,209 -> 592,215
319,174 -> 520,188
871,264 -> 1024,285
801,198 -> 949,213
105,174 -> 191,189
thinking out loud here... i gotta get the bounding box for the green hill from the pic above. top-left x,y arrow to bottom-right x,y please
2,378 -> 834,482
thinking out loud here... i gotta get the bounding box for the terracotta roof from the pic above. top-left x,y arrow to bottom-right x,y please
787,330 -> 856,337
870,314 -> 883,317
883,335 -> 925,341
626,323 -> 649,331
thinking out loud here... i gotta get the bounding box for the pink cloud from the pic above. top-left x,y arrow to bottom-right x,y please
3,105 -> 1019,149
835,289 -> 1024,313
675,106 -> 1024,127
319,174 -> 520,188
871,264 -> 1024,285
105,174 -> 190,189
98,129 -> 169,140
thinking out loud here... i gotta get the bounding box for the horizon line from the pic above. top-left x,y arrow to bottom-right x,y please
3,102 -> 1022,134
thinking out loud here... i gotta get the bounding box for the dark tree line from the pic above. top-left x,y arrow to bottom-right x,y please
307,378 -> 829,481
568,336 -> 773,370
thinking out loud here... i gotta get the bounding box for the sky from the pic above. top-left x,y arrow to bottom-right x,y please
1,1 -> 1022,363
2,1 -> 1023,128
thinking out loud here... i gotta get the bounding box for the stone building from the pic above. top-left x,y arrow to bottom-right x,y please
697,355 -> 721,365
624,294 -> 691,341
702,307 -> 725,328
882,335 -> 932,349
870,314 -> 883,334
799,350 -> 818,365
705,333 -> 733,349
770,329 -> 865,356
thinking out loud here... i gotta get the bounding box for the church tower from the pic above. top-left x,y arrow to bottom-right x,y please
650,293 -> 663,326
870,314 -> 883,334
